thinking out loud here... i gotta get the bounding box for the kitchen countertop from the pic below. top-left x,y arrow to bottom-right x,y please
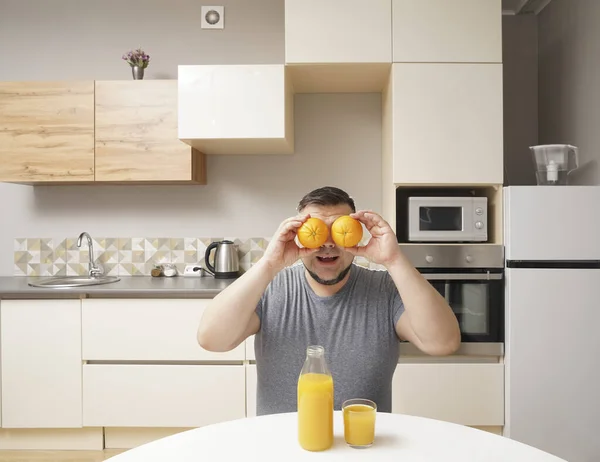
0,275 -> 236,299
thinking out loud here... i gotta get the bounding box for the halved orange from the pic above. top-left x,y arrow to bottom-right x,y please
297,217 -> 329,249
331,216 -> 363,248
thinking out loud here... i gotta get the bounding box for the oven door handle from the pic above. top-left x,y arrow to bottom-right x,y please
422,273 -> 503,281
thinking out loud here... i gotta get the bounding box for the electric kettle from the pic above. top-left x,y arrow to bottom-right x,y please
204,240 -> 240,279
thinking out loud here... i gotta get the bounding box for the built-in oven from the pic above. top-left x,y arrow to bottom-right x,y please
399,244 -> 504,356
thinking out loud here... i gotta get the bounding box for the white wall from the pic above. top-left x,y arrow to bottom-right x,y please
538,0 -> 600,185
0,0 -> 285,80
0,1 -> 545,276
0,0 -> 383,276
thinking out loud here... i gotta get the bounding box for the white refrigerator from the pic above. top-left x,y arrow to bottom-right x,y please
504,186 -> 600,462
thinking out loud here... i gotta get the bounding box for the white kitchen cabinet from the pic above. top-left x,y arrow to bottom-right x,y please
81,299 -> 245,361
246,364 -> 257,418
392,0 -> 502,63
0,300 -> 82,428
392,363 -> 504,426
246,335 -> 256,361
0,316 -> 2,428
83,364 -> 246,427
178,65 -> 294,155
391,63 -> 503,185
285,0 -> 392,64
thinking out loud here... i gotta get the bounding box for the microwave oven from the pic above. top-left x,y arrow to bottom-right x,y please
408,196 -> 488,242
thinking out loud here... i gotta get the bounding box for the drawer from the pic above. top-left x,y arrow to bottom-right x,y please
82,299 -> 245,361
83,364 -> 246,427
392,363 -> 504,426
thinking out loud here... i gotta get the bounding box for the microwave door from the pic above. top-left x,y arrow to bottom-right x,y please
407,196 -> 487,242
409,200 -> 465,241
420,207 -> 463,232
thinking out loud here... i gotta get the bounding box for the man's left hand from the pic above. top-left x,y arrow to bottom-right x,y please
344,211 -> 401,268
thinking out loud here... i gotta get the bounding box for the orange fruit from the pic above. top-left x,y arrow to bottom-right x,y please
297,217 -> 329,249
331,216 -> 363,248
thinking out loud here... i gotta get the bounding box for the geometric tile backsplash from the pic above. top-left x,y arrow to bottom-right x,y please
14,237 -> 372,277
14,237 -> 267,277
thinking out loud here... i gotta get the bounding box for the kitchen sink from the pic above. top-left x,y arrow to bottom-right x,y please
28,275 -> 121,288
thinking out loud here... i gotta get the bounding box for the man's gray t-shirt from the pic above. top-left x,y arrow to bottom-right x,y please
254,263 -> 405,416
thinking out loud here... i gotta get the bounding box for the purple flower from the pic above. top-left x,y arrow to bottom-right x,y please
122,47 -> 151,69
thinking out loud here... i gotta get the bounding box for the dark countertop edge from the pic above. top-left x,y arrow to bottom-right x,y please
0,276 -> 235,299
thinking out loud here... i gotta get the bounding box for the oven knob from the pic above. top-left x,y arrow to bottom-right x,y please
425,255 -> 434,264
465,255 -> 473,263
476,207 -> 483,215
475,221 -> 483,229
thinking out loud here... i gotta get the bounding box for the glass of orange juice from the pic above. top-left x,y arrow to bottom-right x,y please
342,398 -> 377,448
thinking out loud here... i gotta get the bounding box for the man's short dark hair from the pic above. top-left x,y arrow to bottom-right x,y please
297,186 -> 356,213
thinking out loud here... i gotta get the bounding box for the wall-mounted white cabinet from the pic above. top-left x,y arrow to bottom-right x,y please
284,0 -> 393,93
0,300 -> 82,428
392,0 -> 502,63
390,63 -> 504,185
178,65 -> 294,155
285,0 -> 392,64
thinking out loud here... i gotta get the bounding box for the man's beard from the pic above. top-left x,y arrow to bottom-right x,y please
304,261 -> 353,286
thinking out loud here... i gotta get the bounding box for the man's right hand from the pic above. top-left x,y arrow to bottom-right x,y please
261,214 -> 319,273
198,214 -> 318,353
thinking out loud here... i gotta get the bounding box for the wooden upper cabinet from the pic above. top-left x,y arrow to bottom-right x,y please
94,80 -> 205,183
392,0 -> 502,63
0,81 -> 95,183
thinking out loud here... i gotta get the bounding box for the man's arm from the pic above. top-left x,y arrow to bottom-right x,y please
197,214 -> 319,352
387,253 -> 461,356
197,259 -> 276,352
347,211 -> 460,356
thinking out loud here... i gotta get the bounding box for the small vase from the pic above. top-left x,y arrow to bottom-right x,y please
131,66 -> 144,80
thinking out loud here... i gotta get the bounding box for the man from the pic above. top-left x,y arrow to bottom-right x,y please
197,186 -> 460,416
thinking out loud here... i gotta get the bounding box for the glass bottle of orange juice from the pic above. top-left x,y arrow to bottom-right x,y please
297,345 -> 334,451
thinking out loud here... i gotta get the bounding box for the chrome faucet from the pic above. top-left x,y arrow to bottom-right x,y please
77,232 -> 104,277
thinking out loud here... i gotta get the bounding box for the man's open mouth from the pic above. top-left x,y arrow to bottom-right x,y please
316,256 -> 339,263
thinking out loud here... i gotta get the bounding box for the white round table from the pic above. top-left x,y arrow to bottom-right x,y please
107,412 -> 567,461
